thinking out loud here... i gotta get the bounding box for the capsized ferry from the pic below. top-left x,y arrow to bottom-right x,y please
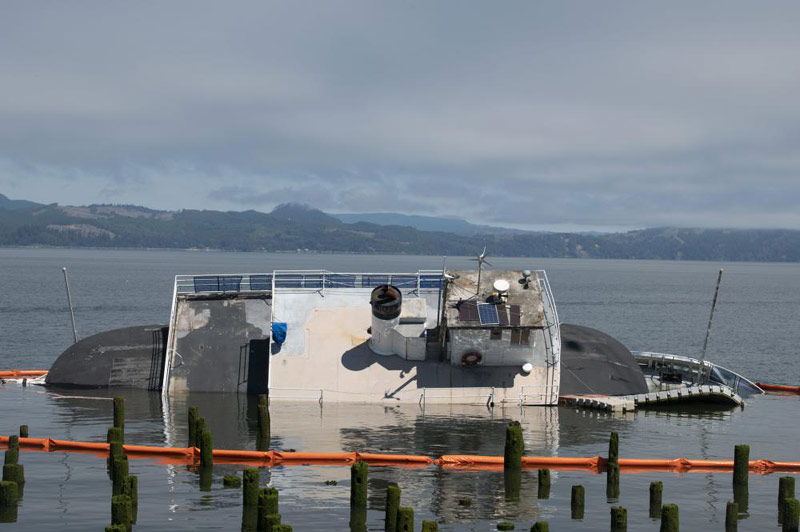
45,267 -> 762,407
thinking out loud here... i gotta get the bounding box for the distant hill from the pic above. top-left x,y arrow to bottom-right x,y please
2,193 -> 800,261
333,212 -> 525,235
0,193 -> 43,212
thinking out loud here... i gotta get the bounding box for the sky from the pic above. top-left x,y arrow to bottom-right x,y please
1,1 -> 799,232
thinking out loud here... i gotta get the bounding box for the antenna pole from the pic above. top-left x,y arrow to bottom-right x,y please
699,268 -> 723,364
62,267 -> 79,344
435,256 -> 445,327
477,261 -> 482,295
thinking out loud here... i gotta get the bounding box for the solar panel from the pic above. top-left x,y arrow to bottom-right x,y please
478,303 -> 500,325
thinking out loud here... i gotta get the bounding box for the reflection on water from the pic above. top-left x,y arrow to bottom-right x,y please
3,383 -> 796,530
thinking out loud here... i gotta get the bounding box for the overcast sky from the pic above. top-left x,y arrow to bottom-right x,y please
1,2 -> 799,232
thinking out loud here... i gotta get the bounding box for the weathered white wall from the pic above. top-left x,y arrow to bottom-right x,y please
448,328 -> 546,368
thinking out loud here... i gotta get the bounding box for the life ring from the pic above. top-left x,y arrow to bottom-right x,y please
461,352 -> 483,366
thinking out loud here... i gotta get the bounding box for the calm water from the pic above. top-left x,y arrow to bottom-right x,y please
1,248 -> 799,530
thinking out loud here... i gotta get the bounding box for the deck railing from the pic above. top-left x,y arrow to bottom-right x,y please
174,270 -> 445,295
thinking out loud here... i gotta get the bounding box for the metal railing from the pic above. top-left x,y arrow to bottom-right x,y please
174,270 -> 445,295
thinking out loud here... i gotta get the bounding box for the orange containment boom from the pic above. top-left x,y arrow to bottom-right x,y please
2,436 -> 799,474
756,382 -> 800,394
0,369 -> 48,379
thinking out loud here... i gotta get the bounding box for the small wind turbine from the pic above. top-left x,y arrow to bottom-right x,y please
471,247 -> 493,294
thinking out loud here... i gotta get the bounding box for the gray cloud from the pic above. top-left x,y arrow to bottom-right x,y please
1,1 -> 799,230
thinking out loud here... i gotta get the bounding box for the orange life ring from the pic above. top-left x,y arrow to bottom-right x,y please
461,352 -> 483,366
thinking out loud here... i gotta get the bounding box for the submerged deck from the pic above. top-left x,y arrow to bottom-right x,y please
162,269 -> 561,405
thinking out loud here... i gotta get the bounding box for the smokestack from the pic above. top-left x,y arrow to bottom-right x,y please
369,285 -> 402,355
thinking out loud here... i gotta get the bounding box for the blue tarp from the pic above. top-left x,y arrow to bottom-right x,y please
271,322 -> 288,344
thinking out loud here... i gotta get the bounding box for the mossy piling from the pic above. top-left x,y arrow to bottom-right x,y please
571,485 -> 585,519
537,468 -> 550,499
660,503 -> 679,532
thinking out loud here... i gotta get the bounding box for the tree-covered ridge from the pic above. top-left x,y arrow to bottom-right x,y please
2,195 -> 800,261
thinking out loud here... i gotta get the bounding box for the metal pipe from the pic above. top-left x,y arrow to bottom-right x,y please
62,267 -> 78,344
699,268 -> 723,363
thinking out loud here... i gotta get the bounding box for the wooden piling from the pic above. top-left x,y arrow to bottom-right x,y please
504,421 -> 524,472
530,523 -> 549,532
385,485 -> 401,532
607,431 -> 620,500
199,465 -> 212,492
610,506 -> 627,532
258,487 -> 280,525
272,525 -> 292,532
780,477 -> 796,523
0,480 -> 18,523
18,426 -> 28,438
650,481 -> 663,519
571,485 -> 585,519
113,397 -> 125,437
261,513 -> 281,532
111,459 -> 129,496
350,461 -> 368,511
536,468 -> 550,499
111,494 -> 132,532
497,522 -> 515,530
104,525 -> 126,532
397,507 -> 414,532
421,520 -> 438,532
733,444 -> 749,487
734,482 -> 749,515
122,475 -> 138,523
243,468 -> 260,507
0,480 -> 18,507
223,474 -> 242,488
3,449 -> 18,467
4,437 -> 18,466
725,500 -> 738,532
785,498 -> 800,532
195,416 -> 206,447
188,406 -> 198,447
107,427 -> 123,444
660,504 -> 679,532
2,464 -> 24,491
199,429 -> 213,468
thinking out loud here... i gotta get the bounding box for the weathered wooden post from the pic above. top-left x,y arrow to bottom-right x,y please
610,506 -> 627,532
733,446 -> 750,516
397,506 -> 414,532
421,520 -> 438,532
606,431 -> 620,500
504,421 -> 524,472
1,463 -> 24,492
243,468 -> 260,505
258,394 -> 270,452
195,417 -> 206,448
223,474 -> 242,488
258,487 -> 279,528
571,485 -> 585,519
650,481 -> 663,519
110,456 -> 129,496
113,397 -> 125,438
725,500 -> 738,532
4,436 -> 19,465
660,503 -> 679,532
242,468 -> 259,530
262,513 -> 282,532
18,426 -> 28,438
0,481 -> 18,507
784,498 -> 800,532
386,485 -> 401,532
780,477 -> 796,523
188,406 -> 198,447
200,429 -> 213,468
350,461 -> 368,531
530,522 -> 549,532
111,493 -> 132,532
537,469 -> 550,499
122,476 -> 138,523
